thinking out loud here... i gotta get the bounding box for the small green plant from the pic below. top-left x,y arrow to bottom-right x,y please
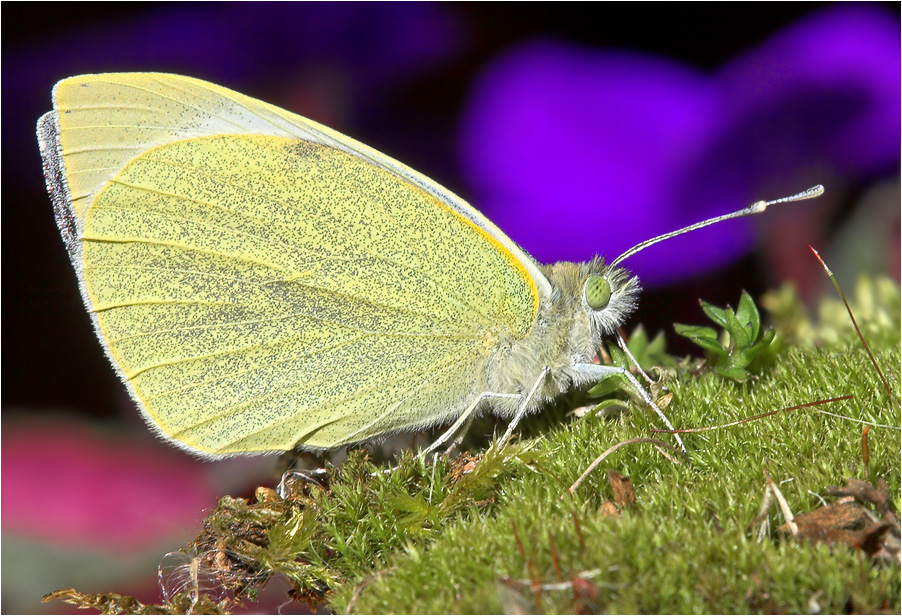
605,324 -> 678,373
581,326 -> 677,419
674,290 -> 777,381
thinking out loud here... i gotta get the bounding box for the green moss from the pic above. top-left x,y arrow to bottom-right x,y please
334,279 -> 900,614
45,279 -> 901,615
339,339 -> 899,614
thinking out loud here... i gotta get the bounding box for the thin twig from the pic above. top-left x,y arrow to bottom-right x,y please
812,409 -> 900,430
749,484 -> 775,543
568,438 -> 688,494
652,396 -> 852,433
571,511 -> 585,554
862,426 -> 871,482
549,531 -> 562,583
763,468 -> 797,535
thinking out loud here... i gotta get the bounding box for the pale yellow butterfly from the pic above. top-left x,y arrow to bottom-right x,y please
38,73 -> 822,458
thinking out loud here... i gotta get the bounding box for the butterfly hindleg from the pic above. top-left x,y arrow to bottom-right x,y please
422,391 -> 521,456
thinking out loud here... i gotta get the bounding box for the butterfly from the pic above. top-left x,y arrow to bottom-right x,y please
38,73 -> 822,457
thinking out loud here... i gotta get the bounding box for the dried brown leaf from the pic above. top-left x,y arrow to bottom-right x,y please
607,470 -> 636,509
599,501 -> 621,519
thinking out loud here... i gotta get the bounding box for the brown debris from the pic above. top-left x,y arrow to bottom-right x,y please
570,576 -> 601,614
607,470 -> 636,509
779,478 -> 900,563
744,573 -> 779,614
190,495 -> 315,602
277,468 -> 331,500
826,478 -> 892,511
42,587 -> 232,615
448,452 -> 480,482
599,500 -> 621,519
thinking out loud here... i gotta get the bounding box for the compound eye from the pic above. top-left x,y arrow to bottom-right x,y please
584,275 -> 612,310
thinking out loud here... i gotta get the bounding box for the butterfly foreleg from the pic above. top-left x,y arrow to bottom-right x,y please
572,363 -> 685,452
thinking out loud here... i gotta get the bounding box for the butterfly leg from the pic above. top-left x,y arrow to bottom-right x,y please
438,412 -> 477,457
615,332 -> 654,386
498,366 -> 552,448
573,363 -> 685,452
422,392 -> 521,456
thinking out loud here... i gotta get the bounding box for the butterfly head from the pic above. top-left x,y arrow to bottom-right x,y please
580,259 -> 640,340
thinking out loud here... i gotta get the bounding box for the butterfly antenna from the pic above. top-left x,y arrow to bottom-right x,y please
611,185 -> 824,267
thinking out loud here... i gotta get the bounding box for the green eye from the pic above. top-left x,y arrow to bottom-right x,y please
584,275 -> 612,310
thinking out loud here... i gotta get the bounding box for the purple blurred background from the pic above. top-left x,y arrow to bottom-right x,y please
3,3 -> 899,613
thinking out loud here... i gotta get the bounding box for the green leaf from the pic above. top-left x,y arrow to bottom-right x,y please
723,306 -> 751,349
583,398 -> 630,419
604,341 -> 631,370
673,324 -> 724,354
746,328 -> 776,355
587,374 -> 627,398
646,330 -> 667,356
621,325 -> 679,371
714,365 -> 750,380
700,300 -> 729,328
736,290 -> 761,340
643,330 -> 679,369
673,323 -> 718,342
629,324 -> 649,349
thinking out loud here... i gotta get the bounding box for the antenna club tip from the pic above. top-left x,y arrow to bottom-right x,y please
793,185 -> 825,201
